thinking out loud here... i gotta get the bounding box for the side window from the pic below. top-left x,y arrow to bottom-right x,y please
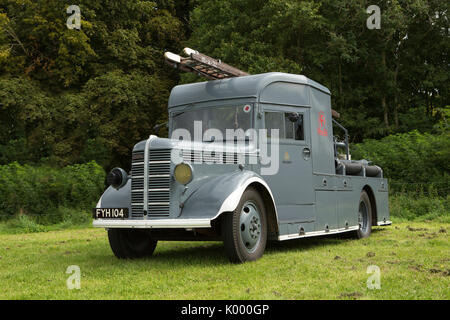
265,111 -> 304,141
265,112 -> 284,138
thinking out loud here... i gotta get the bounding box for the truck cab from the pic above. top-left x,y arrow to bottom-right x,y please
93,72 -> 391,263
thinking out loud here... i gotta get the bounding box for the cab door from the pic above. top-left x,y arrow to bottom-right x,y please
261,106 -> 315,224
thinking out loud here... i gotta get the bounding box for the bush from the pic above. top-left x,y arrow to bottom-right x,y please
352,129 -> 450,195
390,194 -> 450,223
0,161 -> 105,223
352,128 -> 449,221
4,215 -> 46,233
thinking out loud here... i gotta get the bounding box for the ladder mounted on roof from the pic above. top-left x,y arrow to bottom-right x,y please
164,48 -> 249,80
164,48 -> 340,118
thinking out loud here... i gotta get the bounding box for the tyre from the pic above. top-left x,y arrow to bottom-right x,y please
221,187 -> 267,263
107,229 -> 157,259
354,191 -> 372,239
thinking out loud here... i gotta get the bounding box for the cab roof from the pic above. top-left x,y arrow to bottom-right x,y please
168,72 -> 330,108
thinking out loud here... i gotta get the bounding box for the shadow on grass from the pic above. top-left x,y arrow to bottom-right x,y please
92,235 -> 363,267
86,242 -> 227,267
266,233 -> 355,254
86,228 -> 393,267
371,227 -> 390,234
151,242 -> 226,264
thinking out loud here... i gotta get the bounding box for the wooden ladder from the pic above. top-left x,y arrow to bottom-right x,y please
165,48 -> 249,80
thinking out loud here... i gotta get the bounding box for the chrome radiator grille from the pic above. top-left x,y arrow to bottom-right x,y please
131,149 -> 171,218
131,151 -> 144,217
148,149 -> 171,216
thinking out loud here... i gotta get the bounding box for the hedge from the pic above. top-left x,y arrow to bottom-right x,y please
0,161 -> 105,223
351,129 -> 450,195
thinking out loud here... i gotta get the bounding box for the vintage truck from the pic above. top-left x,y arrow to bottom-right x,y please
93,49 -> 391,263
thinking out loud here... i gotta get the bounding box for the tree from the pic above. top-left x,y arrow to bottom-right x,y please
0,0 -> 187,169
186,0 -> 449,140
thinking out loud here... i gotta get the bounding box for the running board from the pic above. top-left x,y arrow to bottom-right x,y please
377,220 -> 392,226
278,225 -> 360,241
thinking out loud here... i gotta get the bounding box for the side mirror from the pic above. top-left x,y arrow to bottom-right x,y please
288,113 -> 300,122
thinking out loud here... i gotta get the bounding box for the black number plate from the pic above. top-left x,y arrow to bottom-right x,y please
93,208 -> 129,219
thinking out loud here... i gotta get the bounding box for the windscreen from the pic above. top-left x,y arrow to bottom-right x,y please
171,104 -> 253,141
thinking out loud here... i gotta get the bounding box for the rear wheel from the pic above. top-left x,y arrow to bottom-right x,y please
354,191 -> 372,239
221,187 -> 267,263
107,229 -> 157,259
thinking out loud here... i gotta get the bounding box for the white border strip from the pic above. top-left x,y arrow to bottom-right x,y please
93,218 -> 211,229
217,176 -> 279,221
278,225 -> 359,241
377,220 -> 392,226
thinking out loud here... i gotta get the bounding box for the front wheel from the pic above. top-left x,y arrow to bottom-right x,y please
221,187 -> 267,263
354,191 -> 372,239
107,229 -> 157,259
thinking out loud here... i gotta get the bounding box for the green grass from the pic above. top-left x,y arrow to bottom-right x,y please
0,209 -> 92,234
0,221 -> 448,299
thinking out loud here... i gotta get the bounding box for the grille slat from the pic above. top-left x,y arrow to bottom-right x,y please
150,149 -> 172,161
149,176 -> 171,189
148,205 -> 170,215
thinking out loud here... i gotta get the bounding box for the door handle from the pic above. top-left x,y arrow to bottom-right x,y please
303,147 -> 311,160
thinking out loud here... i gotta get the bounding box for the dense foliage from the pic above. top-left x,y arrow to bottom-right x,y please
0,0 -> 189,170
0,1 -> 448,224
187,0 -> 449,140
0,161 -> 105,223
0,0 -> 448,171
352,119 -> 449,194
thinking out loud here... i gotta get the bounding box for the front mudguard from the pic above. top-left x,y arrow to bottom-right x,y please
180,170 -> 276,221
96,179 -> 131,211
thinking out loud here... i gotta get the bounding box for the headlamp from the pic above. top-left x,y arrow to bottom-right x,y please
174,163 -> 193,185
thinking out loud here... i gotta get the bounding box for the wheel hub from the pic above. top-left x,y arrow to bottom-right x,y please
239,201 -> 262,253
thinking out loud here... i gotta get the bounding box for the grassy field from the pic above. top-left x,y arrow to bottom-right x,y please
0,221 -> 448,300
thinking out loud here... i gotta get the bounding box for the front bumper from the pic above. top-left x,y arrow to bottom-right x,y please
92,218 -> 211,229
